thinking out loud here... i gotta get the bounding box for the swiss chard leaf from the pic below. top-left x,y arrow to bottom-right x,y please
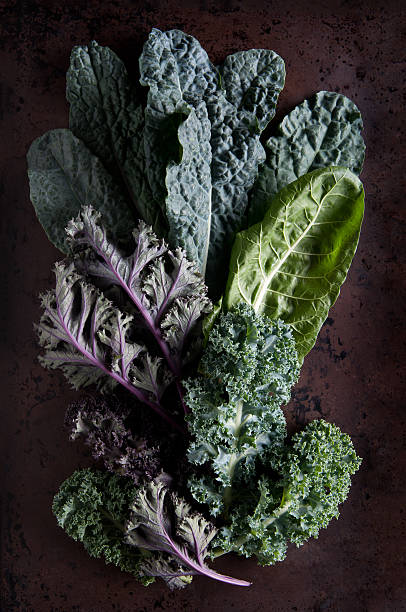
248,91 -> 365,224
224,167 -> 364,361
27,129 -> 136,253
67,41 -> 161,230
125,480 -> 251,588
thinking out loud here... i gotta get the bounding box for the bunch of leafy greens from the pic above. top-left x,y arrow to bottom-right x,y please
28,28 -> 365,590
53,468 -> 251,588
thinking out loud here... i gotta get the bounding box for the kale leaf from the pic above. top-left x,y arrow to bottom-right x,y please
37,207 -> 211,431
212,419 -> 362,565
185,304 -> 300,516
65,395 -> 161,485
53,469 -> 250,589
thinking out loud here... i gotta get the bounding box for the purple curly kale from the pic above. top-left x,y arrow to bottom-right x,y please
65,396 -> 161,484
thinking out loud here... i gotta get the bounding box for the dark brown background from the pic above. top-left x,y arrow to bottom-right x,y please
1,0 -> 405,610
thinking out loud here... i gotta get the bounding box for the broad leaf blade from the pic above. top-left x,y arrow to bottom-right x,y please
220,49 -> 285,130
224,167 -> 364,360
165,103 -> 212,274
67,41 -> 160,229
140,29 -> 285,297
27,129 -> 136,252
248,91 -> 365,224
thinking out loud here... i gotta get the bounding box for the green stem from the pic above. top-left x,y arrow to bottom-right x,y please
212,495 -> 292,559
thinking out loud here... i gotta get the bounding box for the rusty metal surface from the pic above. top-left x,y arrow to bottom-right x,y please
1,1 -> 405,610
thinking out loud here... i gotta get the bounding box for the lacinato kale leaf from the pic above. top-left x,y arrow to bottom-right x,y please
140,28 -> 285,295
248,91 -> 365,225
67,41 -> 163,232
212,419 -> 362,565
27,129 -> 137,253
185,304 -> 300,516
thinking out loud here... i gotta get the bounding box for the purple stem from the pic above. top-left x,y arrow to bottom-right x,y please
51,302 -> 185,435
155,490 -> 251,587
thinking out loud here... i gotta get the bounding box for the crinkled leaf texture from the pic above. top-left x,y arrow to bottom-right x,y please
67,41 -> 162,231
37,207 -> 211,429
185,304 -> 300,516
65,396 -> 161,485
224,167 -> 364,361
125,480 -> 251,588
68,206 -> 211,372
248,91 -> 365,225
27,129 -> 136,252
213,420 -> 362,566
52,468 -> 152,584
140,28 -> 285,295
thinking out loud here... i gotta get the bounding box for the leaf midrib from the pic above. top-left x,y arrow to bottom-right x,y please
252,170 -> 347,312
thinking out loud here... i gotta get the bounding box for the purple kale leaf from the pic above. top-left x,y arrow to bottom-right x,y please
67,206 -> 212,379
37,207 -> 212,432
125,480 -> 251,589
65,395 -> 161,484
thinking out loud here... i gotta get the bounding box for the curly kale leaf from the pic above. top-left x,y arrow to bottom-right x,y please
65,396 -> 161,485
213,419 -> 362,565
125,480 -> 250,588
185,304 -> 300,516
52,468 -> 152,583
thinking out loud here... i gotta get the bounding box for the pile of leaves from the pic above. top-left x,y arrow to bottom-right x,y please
28,28 -> 364,589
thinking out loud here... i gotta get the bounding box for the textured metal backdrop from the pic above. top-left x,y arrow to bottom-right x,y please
1,1 -> 405,610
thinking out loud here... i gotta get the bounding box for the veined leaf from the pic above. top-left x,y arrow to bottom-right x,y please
220,49 -> 286,130
140,29 -> 285,295
224,167 -> 364,361
37,261 -> 173,416
125,480 -> 251,588
248,91 -> 365,224
68,207 -> 211,374
67,41 -> 161,230
27,129 -> 136,253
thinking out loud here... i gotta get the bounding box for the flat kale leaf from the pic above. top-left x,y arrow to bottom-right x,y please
27,129 -> 137,252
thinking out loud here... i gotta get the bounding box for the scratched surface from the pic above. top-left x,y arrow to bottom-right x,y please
1,0 -> 405,610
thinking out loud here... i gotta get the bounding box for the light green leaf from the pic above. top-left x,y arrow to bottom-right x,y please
67,41 -> 161,230
27,129 -> 136,252
248,91 -> 365,225
224,167 -> 364,361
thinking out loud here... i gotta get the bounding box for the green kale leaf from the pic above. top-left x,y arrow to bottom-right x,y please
213,419 -> 362,565
52,468 -> 151,583
248,91 -> 366,225
140,28 -> 285,294
27,129 -> 137,253
67,41 -> 162,231
185,304 -> 300,516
